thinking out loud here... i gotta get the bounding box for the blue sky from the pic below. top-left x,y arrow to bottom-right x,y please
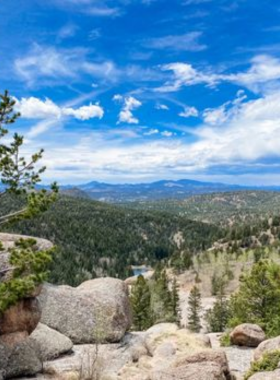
1,0 -> 280,185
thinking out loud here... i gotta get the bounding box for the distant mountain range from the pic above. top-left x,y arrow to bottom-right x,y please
58,179 -> 280,203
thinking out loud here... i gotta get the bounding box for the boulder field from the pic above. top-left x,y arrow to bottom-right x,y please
2,234 -> 280,379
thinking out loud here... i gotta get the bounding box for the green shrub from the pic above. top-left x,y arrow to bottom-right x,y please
0,238 -> 53,313
244,350 -> 280,380
228,260 -> 280,337
220,331 -> 231,347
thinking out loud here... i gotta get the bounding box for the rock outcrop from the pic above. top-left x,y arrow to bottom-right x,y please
248,370 -> 280,379
253,335 -> 280,361
0,234 -> 53,379
0,299 -> 41,345
0,233 -> 53,346
230,324 -> 265,347
39,277 -> 132,344
0,233 -> 53,284
0,339 -> 42,379
30,323 -> 73,361
150,361 -> 228,380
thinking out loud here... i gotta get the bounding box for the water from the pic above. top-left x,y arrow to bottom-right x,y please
133,267 -> 148,276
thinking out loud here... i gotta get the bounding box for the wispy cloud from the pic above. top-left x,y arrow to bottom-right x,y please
14,44 -> 120,87
57,23 -> 79,40
51,0 -> 122,17
157,55 -> 280,94
144,31 -> 207,52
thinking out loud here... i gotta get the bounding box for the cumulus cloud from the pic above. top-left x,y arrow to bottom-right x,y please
15,97 -> 104,121
157,55 -> 280,94
179,106 -> 199,118
113,95 -> 142,124
35,89 -> 280,183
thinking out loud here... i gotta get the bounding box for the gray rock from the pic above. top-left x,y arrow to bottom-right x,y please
230,324 -> 266,347
248,370 -> 280,379
174,350 -> 230,378
5,339 -> 42,378
30,323 -> 73,361
150,361 -> 227,380
254,336 -> 280,361
39,278 -> 132,344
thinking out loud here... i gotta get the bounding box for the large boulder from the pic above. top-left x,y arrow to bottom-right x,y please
1,339 -> 42,379
42,334 -> 148,380
174,350 -> 230,378
0,233 -> 53,283
248,370 -> 280,379
118,324 -> 215,380
254,336 -> 280,361
0,233 -> 53,345
39,277 -> 132,344
30,323 -> 73,361
150,361 -> 227,380
144,323 -> 211,357
230,324 -> 265,347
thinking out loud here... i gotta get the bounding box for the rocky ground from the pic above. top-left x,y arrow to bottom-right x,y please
208,333 -> 254,379
2,234 -> 280,380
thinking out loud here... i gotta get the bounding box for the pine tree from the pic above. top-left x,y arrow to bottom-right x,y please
206,277 -> 229,333
228,260 -> 280,335
130,275 -> 152,331
151,269 -> 174,323
187,285 -> 202,332
0,90 -> 57,314
170,277 -> 181,325
0,90 -> 58,226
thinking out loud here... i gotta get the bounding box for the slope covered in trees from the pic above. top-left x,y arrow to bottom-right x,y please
119,191 -> 280,226
0,195 -> 221,286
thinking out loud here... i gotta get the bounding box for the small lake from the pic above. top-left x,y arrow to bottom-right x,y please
132,266 -> 148,276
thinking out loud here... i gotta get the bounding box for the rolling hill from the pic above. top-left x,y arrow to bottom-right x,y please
118,191 -> 280,226
57,179 -> 280,202
0,194 -> 221,286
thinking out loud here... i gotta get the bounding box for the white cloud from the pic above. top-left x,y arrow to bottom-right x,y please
87,6 -> 121,16
114,95 -> 142,124
202,90 -> 247,125
144,129 -> 159,135
15,97 -> 104,121
158,55 -> 280,94
179,106 -> 199,118
32,90 -> 280,183
156,104 -> 169,110
145,32 -> 207,52
62,103 -> 104,120
52,0 -> 121,17
57,23 -> 78,40
157,62 -> 220,92
161,131 -> 174,137
14,44 -> 120,86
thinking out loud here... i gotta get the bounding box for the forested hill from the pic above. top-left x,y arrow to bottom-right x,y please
0,195 -> 221,286
118,191 -> 280,226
